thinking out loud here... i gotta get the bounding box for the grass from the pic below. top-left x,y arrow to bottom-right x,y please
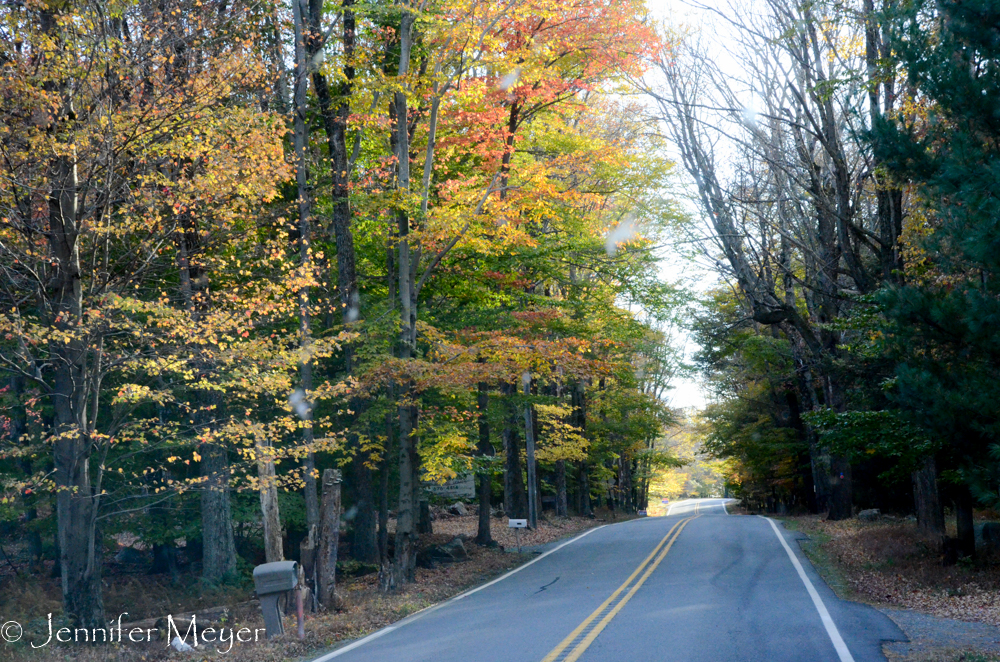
777,516 -> 857,601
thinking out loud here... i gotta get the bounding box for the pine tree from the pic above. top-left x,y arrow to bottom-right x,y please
876,0 -> 1000,519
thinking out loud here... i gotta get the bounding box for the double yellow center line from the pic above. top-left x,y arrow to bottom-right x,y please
540,516 -> 697,662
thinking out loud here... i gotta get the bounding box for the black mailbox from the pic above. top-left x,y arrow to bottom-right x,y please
253,561 -> 298,638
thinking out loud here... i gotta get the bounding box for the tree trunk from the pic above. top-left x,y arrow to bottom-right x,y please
955,487 -> 976,559
555,460 -> 568,517
264,1 -> 289,112
255,428 -> 284,562
578,462 -> 592,516
523,375 -> 538,529
351,454 -> 379,563
56,456 -> 102,629
571,380 -> 591,516
46,92 -> 104,627
503,384 -> 528,519
310,0 -> 358,325
391,402 -> 418,588
200,442 -> 237,581
809,441 -> 831,515
827,456 -> 853,521
390,398 -> 417,586
299,525 -> 318,612
378,413 -> 391,565
912,455 -> 944,536
385,1 -> 418,591
475,381 -> 493,545
318,469 -> 343,610
292,0 -> 320,533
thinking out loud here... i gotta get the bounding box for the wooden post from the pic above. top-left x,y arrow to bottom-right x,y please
299,524 -> 318,612
317,469 -> 343,610
254,425 -> 283,562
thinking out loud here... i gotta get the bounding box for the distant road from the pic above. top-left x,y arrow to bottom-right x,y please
312,498 -> 904,662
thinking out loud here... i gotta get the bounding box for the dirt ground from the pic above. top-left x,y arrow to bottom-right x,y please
421,509 -> 617,549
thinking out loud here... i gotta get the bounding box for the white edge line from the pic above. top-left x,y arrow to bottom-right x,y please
722,499 -> 728,515
311,524 -> 607,662
762,516 -> 855,662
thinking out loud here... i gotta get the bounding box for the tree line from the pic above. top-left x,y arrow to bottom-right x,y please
646,0 -> 1000,559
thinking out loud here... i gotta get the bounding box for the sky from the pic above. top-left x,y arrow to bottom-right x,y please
639,0 -> 728,411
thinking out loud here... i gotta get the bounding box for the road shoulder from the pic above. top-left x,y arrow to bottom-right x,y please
777,515 -> 1000,662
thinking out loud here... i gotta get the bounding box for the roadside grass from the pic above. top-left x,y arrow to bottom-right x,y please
777,516 -> 858,602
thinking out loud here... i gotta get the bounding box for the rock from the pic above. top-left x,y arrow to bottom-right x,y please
439,536 -> 468,561
115,546 -> 145,564
416,536 -> 469,568
857,508 -> 881,521
170,636 -> 194,652
327,590 -> 345,612
448,502 -> 468,517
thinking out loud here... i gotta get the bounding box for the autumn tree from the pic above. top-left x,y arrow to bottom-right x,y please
0,0 -> 291,625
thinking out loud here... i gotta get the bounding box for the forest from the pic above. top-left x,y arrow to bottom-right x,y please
1,0 -> 999,644
0,0 -> 684,633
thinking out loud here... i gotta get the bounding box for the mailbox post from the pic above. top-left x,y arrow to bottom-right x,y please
253,560 -> 299,638
508,518 -> 527,553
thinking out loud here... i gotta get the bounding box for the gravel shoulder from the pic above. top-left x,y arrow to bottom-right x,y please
880,608 -> 1000,662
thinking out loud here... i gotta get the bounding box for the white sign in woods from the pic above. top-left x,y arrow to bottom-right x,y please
508,519 -> 528,529
423,474 -> 475,499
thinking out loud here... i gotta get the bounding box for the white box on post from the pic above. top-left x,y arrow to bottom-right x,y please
508,518 -> 527,552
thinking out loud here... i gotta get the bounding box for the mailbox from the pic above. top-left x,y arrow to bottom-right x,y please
253,561 -> 298,638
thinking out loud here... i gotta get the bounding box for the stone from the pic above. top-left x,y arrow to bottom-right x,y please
114,546 -> 145,564
448,501 -> 468,517
416,536 -> 469,568
857,508 -> 881,521
439,536 -> 469,561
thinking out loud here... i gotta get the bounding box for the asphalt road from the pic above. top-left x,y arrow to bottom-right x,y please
314,499 -> 905,662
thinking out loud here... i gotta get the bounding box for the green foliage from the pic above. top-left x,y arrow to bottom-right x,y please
803,409 -> 935,472
871,0 -> 1000,503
